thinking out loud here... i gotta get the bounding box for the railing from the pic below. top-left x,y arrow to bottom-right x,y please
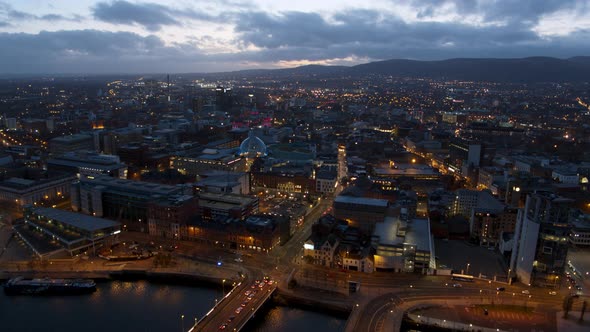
188,281 -> 241,332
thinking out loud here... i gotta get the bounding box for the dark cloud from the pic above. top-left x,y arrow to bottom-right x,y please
407,0 -> 589,24
230,9 -> 590,64
92,1 -> 179,31
234,10 -> 539,50
92,1 -> 220,31
0,29 -> 245,74
1,5 -> 589,74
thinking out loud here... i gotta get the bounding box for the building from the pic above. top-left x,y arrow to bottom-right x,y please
570,218 -> 590,247
147,195 -> 198,239
470,207 -> 518,247
198,192 -> 259,221
47,151 -> 127,179
171,148 -> 245,178
333,195 -> 389,235
510,191 -> 572,287
71,175 -> 189,232
372,215 -> 435,273
237,131 -> 267,158
250,162 -> 316,196
49,134 -> 94,156
315,166 -> 338,195
448,138 -> 481,174
16,207 -> 120,258
0,173 -> 75,207
303,234 -> 340,268
452,189 -> 505,219
195,171 -> 250,195
186,214 -> 288,252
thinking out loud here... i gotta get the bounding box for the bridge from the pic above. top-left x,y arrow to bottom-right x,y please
190,279 -> 277,332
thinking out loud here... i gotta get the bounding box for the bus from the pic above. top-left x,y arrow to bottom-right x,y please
451,274 -> 474,282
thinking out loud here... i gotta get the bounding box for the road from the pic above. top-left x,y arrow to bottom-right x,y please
192,278 -> 277,332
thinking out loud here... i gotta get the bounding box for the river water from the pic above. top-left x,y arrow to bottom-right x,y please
0,280 -> 346,332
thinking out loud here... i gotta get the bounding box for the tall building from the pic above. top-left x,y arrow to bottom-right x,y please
510,191 -> 572,286
448,138 -> 482,173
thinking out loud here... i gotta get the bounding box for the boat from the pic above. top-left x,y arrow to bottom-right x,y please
3,277 -> 97,295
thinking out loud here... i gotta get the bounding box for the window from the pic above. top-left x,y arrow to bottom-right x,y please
542,246 -> 553,254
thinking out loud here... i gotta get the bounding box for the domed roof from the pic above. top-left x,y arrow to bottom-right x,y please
238,131 -> 267,158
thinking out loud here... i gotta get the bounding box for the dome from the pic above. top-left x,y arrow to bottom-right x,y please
238,131 -> 267,158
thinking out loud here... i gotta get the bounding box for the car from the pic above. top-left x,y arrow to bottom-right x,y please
235,307 -> 244,314
234,258 -> 243,263
254,280 -> 261,285
522,290 -> 530,294
452,283 -> 462,288
241,302 -> 247,307
219,324 -> 227,330
549,291 -> 557,295
228,315 -> 235,322
268,280 -> 274,285
496,287 -> 505,291
245,290 -> 252,296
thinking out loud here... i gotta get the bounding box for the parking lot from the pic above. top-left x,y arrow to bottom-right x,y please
435,239 -> 509,278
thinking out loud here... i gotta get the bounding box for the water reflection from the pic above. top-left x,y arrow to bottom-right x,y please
0,281 -> 345,332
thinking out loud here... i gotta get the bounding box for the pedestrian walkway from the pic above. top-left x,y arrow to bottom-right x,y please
556,312 -> 590,332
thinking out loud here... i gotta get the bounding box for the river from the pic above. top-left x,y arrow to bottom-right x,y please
0,280 -> 346,332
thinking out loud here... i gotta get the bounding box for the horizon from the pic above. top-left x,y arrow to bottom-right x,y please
1,55 -> 588,78
1,0 -> 590,74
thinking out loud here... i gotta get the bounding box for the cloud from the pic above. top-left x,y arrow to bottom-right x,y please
234,10 -> 539,51
92,1 -> 179,31
229,9 -> 590,65
92,1 -> 220,31
0,2 -> 81,22
0,6 -> 589,74
406,0 -> 590,24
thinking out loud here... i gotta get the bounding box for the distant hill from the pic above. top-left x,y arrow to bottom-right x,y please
221,57 -> 590,82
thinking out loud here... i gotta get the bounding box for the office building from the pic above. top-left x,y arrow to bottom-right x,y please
510,191 -> 572,286
49,134 -> 94,156
71,175 -> 189,232
47,151 -> 127,179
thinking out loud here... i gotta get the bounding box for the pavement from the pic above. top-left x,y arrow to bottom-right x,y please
556,311 -> 590,332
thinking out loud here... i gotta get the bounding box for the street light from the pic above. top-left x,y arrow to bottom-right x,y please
222,279 -> 226,296
466,263 -> 471,275
181,314 -> 184,332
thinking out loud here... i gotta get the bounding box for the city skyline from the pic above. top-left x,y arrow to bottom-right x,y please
1,0 -> 590,74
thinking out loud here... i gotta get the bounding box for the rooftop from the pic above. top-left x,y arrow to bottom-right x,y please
375,216 -> 432,252
334,195 -> 389,207
32,207 -> 120,232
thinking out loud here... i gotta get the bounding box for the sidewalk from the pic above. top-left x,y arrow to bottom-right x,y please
556,312 -> 590,332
